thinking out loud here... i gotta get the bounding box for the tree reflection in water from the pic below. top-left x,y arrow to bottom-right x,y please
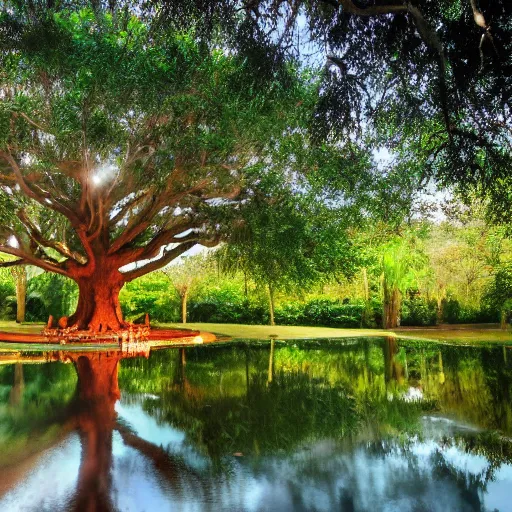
0,349 -> 201,511
71,353 -> 120,511
0,338 -> 511,511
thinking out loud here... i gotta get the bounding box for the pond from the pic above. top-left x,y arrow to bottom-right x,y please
0,337 -> 511,512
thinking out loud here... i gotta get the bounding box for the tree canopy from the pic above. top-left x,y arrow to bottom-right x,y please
151,0 -> 512,212
0,7 -> 314,329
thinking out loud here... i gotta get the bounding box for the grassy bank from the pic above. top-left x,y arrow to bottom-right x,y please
164,322 -> 512,343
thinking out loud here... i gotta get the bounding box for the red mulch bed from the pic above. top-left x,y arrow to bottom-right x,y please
0,328 -> 201,344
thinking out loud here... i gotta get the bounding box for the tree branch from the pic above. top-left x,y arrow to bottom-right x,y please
108,179 -> 210,255
17,209 -> 87,264
108,189 -> 154,227
123,241 -> 197,282
124,221 -> 198,263
0,245 -> 70,276
0,150 -> 83,227
338,1 -> 451,133
0,258 -> 26,268
16,111 -> 48,132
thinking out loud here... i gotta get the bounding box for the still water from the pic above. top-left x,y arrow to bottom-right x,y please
0,337 -> 511,512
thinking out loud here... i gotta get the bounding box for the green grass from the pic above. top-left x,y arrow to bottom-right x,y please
0,321 -> 44,334
163,323 -> 390,340
163,322 -> 512,343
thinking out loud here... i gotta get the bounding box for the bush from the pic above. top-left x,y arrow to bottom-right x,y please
121,277 -> 179,322
0,280 -> 15,320
401,296 -> 437,326
189,290 -> 267,324
26,273 -> 78,321
273,301 -> 304,325
441,297 -> 499,324
275,298 -> 366,328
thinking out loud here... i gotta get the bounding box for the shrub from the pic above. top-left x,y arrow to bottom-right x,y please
189,295 -> 267,324
273,301 -> 304,325
0,280 -> 15,320
120,277 -> 179,322
441,297 -> 499,324
26,273 -> 78,321
401,296 -> 437,326
275,298 -> 365,328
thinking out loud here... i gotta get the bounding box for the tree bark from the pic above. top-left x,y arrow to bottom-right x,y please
268,283 -> 275,326
66,267 -> 126,332
383,283 -> 401,329
181,290 -> 188,324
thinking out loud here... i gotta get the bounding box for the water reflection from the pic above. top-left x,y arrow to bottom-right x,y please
0,338 -> 511,511
72,353 -> 120,511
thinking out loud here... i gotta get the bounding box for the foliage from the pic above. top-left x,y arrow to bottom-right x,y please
24,272 -> 77,321
189,296 -> 267,325
160,255 -> 209,297
223,191 -> 357,288
483,265 -> 512,318
0,276 -> 15,320
441,297 -> 498,325
400,294 -> 437,327
120,272 -> 179,323
275,298 -> 364,328
147,0 -> 512,215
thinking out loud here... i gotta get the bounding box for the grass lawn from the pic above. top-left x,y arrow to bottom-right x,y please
0,321 -> 511,344
163,322 -> 512,343
163,323 -> 390,340
0,321 -> 44,334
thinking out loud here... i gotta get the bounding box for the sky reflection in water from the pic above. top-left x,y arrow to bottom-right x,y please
0,337 -> 511,511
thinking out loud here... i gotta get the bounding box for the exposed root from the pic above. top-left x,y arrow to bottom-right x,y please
42,323 -> 150,344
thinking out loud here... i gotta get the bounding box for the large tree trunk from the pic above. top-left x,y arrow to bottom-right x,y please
67,268 -> 126,332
